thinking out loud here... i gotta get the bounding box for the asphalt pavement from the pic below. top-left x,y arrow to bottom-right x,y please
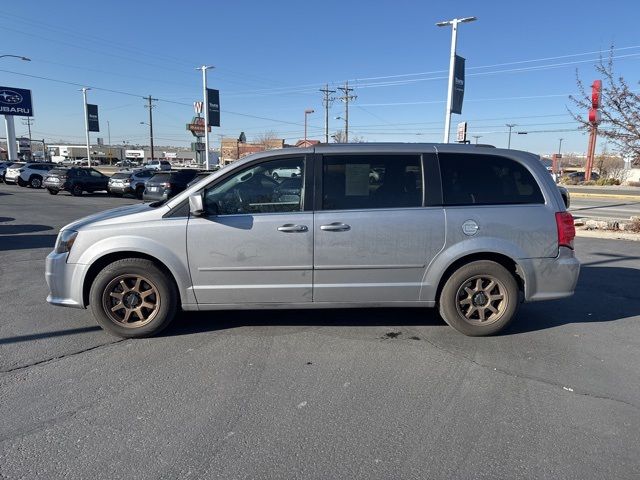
570,197 -> 640,220
1,183 -> 640,479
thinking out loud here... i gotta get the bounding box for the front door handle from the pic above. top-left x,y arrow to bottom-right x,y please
320,222 -> 351,232
278,224 -> 308,233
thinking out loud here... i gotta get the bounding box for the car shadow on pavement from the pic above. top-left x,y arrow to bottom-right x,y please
0,224 -> 53,235
162,307 -> 445,338
163,264 -> 640,338
0,326 -> 103,345
0,217 -> 16,223
0,233 -> 57,251
505,265 -> 640,334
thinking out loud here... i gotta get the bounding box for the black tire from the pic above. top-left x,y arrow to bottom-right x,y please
272,172 -> 280,181
17,177 -> 27,187
438,260 -> 519,336
29,175 -> 43,188
136,186 -> 145,200
47,188 -> 58,195
71,184 -> 83,196
89,258 -> 178,338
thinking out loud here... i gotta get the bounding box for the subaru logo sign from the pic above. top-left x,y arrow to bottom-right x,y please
0,90 -> 23,104
0,86 -> 33,116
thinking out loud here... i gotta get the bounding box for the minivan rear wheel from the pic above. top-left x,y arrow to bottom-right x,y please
89,258 -> 178,338
439,260 -> 519,336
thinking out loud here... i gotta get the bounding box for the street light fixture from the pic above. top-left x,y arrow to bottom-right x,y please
1,54 -> 31,162
304,109 -> 314,143
0,54 -> 31,61
436,16 -> 477,143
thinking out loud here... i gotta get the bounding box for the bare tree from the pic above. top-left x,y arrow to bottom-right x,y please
569,47 -> 640,164
254,130 -> 279,149
331,129 -> 365,143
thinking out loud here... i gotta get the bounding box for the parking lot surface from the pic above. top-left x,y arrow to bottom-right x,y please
1,183 -> 640,479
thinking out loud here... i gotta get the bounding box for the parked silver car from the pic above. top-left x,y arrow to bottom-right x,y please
46,144 -> 580,338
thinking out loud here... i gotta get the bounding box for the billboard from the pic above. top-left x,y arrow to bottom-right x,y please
0,86 -> 33,116
450,55 -> 465,114
207,88 -> 220,127
87,104 -> 100,132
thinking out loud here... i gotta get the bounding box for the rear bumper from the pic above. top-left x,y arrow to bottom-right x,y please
108,185 -> 133,195
521,247 -> 580,302
45,252 -> 88,309
143,190 -> 169,202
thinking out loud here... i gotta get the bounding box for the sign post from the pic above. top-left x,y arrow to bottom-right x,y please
0,86 -> 34,161
584,80 -> 602,182
81,88 -> 92,167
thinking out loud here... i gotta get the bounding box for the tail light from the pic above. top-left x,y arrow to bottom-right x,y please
162,182 -> 171,189
555,212 -> 575,249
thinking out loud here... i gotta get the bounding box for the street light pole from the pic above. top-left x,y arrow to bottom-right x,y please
81,87 -> 92,167
436,16 -> 476,143
1,54 -> 31,161
472,135 -> 482,144
197,65 -> 214,169
506,123 -> 516,149
304,109 -> 314,143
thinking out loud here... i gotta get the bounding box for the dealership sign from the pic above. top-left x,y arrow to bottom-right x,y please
0,86 -> 33,116
186,116 -> 211,137
207,88 -> 220,127
87,104 -> 100,132
450,56 -> 465,115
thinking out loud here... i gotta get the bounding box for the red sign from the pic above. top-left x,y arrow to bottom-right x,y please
186,116 -> 211,137
588,108 -> 601,124
591,80 -> 602,109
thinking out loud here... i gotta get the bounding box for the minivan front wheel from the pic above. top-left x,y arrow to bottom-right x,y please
439,260 -> 519,336
90,258 -> 178,338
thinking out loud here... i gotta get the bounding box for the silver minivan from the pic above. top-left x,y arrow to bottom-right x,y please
46,143 -> 580,338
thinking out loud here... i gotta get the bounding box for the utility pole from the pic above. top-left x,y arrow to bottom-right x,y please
472,135 -> 482,144
22,117 -> 33,159
144,95 -> 157,162
337,81 -> 357,143
81,87 -> 92,167
506,123 -> 516,149
319,84 -> 336,143
107,120 -> 112,164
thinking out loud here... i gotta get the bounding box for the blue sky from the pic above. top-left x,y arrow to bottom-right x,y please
2,0 -> 640,154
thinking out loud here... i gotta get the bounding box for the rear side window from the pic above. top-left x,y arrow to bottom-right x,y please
439,153 -> 544,206
321,155 -> 422,210
150,173 -> 171,183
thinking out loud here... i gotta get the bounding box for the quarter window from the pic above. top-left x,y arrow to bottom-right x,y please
439,153 -> 544,206
204,157 -> 305,215
321,155 -> 423,210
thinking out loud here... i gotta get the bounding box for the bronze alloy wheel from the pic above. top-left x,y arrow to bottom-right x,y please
102,274 -> 161,328
455,275 -> 508,325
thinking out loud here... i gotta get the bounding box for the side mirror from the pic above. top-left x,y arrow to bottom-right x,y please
189,193 -> 205,217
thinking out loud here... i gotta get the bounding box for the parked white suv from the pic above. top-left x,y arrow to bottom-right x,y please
5,162 -> 56,188
146,160 -> 172,171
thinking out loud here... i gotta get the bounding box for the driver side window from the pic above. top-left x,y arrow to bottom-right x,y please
204,157 -> 305,215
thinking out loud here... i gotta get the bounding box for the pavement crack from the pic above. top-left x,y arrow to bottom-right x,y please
0,339 -> 127,374
420,336 -> 640,412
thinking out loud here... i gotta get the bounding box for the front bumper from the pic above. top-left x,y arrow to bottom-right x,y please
108,185 -> 133,195
4,174 -> 20,184
521,247 -> 581,302
45,252 -> 88,309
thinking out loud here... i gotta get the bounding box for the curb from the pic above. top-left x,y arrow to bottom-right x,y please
575,229 -> 640,241
570,192 -> 640,201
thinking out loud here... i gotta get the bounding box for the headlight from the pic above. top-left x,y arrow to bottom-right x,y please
54,229 -> 79,254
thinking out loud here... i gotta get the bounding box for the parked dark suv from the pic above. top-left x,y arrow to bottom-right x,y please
44,167 -> 109,196
143,169 -> 198,202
